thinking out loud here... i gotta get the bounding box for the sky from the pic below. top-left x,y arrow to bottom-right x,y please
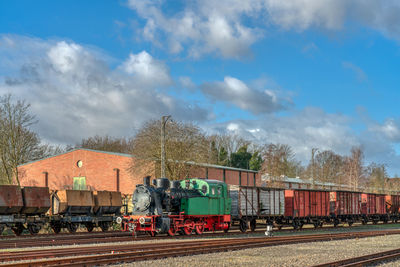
0,0 -> 400,175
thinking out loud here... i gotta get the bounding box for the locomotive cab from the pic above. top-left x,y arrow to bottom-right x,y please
121,177 -> 231,236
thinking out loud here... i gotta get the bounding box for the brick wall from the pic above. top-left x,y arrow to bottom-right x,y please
18,149 -> 155,195
17,148 -> 261,193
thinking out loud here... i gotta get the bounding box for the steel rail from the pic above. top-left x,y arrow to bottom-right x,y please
313,248 -> 400,267
1,230 -> 400,266
1,222 -> 396,250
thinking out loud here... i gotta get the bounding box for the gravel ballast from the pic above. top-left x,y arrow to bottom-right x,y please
117,234 -> 400,267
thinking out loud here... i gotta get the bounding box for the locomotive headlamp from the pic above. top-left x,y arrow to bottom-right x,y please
115,217 -> 122,224
139,217 -> 146,225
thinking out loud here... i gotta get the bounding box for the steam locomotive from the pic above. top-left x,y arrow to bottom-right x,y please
119,177 -> 231,236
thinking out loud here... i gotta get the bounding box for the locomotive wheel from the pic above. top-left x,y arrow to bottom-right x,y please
183,220 -> 194,235
239,220 -> 247,233
167,225 -> 177,236
147,231 -> 157,237
224,223 -> 230,233
28,224 -> 41,235
85,223 -> 95,232
250,219 -> 257,232
195,224 -> 204,235
67,223 -> 78,233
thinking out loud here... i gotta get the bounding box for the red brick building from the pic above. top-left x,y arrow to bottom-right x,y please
18,148 -> 260,194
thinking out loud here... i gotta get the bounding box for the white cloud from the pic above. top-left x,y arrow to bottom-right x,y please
0,35 -> 210,145
204,107 -> 400,175
120,51 -> 172,88
201,76 -> 290,114
342,61 -> 368,82
206,107 -> 357,159
369,118 -> 400,142
127,0 -> 400,59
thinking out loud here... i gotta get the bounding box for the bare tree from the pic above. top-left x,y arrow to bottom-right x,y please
0,94 -> 41,186
77,135 -> 133,154
261,143 -> 302,179
310,150 -> 344,184
130,118 -> 210,180
342,146 -> 365,190
365,163 -> 388,193
213,133 -> 250,164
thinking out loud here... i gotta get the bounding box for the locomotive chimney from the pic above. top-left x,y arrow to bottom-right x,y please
143,176 -> 151,186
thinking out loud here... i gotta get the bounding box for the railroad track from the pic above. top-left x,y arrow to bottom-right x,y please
313,247 -> 400,266
0,229 -> 264,249
0,223 -> 395,249
0,230 -> 128,240
1,230 -> 400,266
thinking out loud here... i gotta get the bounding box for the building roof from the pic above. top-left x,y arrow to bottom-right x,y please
18,148 -> 258,173
18,148 -> 131,167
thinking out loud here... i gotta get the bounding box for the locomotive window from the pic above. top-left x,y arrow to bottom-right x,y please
217,187 -> 222,195
202,185 -> 207,194
211,187 -> 216,195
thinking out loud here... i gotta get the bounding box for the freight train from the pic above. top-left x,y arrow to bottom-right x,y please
0,185 -> 122,235
2,177 -> 399,236
120,177 -> 400,236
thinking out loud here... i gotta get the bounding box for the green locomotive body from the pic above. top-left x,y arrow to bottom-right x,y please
180,178 -> 231,215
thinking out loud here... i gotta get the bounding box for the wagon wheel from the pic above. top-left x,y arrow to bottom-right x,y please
299,222 -> 304,229
99,222 -> 110,232
333,219 -> 339,227
167,224 -> 177,236
195,224 -> 204,235
250,219 -> 257,232
292,220 -> 299,230
224,222 -> 230,233
313,222 -> 319,229
12,223 -> 25,236
85,223 -> 95,232
51,223 -> 62,234
373,220 -> 378,225
239,220 -> 248,233
277,225 -> 283,230
28,224 -> 41,235
348,221 -> 353,227
183,220 -> 194,235
67,223 -> 78,233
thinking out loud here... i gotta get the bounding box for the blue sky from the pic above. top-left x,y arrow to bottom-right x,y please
1,0 -> 400,175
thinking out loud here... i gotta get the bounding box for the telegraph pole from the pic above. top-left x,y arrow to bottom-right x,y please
161,115 -> 171,178
311,148 -> 318,187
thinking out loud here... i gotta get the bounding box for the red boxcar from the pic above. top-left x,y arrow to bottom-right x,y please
386,195 -> 400,214
330,191 -> 361,216
376,194 -> 386,215
284,189 -> 330,217
361,193 -> 376,215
